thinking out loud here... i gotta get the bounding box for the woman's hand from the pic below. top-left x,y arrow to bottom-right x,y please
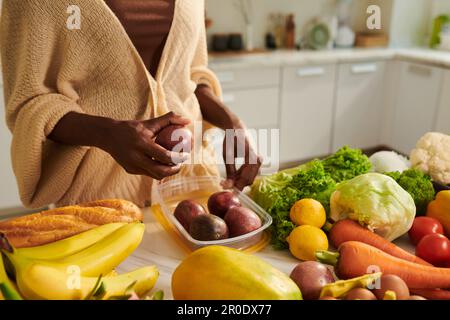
103,112 -> 191,179
222,124 -> 263,191
49,111 -> 190,180
195,84 -> 262,190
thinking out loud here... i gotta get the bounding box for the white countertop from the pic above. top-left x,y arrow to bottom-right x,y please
118,207 -> 414,300
117,207 -> 302,300
209,48 -> 450,70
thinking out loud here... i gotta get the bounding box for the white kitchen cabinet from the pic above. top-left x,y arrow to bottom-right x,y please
390,61 -> 443,154
333,61 -> 386,151
212,65 -> 281,130
280,64 -> 336,163
435,69 -> 450,134
213,66 -> 280,90
222,87 -> 279,129
0,83 -> 22,210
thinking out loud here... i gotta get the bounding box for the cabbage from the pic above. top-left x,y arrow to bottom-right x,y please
330,173 -> 416,241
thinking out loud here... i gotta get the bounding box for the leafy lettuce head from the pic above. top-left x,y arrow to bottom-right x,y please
330,173 -> 416,241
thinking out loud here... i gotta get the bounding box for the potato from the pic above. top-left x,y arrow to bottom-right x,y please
319,296 -> 339,300
289,261 -> 334,300
372,275 -> 410,300
207,191 -> 241,218
174,200 -> 207,231
155,125 -> 192,153
408,295 -> 427,300
224,207 -> 262,237
345,288 -> 377,300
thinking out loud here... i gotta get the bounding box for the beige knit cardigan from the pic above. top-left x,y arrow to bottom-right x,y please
0,0 -> 222,208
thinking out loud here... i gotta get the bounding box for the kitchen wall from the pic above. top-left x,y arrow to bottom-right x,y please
206,0 -> 338,49
0,0 -> 22,212
431,0 -> 450,17
0,100 -> 20,210
207,0 -> 450,49
388,0 -> 450,47
205,0 -> 395,49
389,0 -> 432,47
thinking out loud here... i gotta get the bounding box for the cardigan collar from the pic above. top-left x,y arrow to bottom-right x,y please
99,0 -> 180,85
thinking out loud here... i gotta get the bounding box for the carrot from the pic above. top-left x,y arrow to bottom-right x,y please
410,288 -> 450,300
316,241 -> 450,289
329,219 -> 431,266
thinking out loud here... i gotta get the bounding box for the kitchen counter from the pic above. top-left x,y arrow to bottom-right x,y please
118,206 -> 415,300
117,207 -> 300,300
209,48 -> 450,70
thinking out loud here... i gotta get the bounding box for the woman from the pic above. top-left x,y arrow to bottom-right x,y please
0,0 -> 261,208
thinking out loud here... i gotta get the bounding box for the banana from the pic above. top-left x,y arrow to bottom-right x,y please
4,222 -> 145,278
15,223 -> 126,260
17,263 -> 159,300
0,254 -> 21,300
105,269 -> 119,277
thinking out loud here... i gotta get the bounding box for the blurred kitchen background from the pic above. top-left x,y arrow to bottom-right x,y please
1,0 -> 450,213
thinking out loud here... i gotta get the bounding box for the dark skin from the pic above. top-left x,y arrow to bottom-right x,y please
49,84 -> 262,189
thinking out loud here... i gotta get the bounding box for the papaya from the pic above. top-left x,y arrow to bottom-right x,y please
171,245 -> 302,300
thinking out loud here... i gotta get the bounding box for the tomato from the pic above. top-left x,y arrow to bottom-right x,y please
408,217 -> 444,245
416,234 -> 450,267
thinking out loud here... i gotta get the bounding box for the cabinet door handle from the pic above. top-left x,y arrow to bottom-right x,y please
351,63 -> 377,74
222,93 -> 236,104
408,64 -> 432,77
297,67 -> 325,77
216,71 -> 235,83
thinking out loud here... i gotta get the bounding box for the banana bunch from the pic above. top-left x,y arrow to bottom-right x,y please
0,222 -> 159,300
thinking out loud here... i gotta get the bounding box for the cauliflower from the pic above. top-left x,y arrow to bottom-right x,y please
410,132 -> 450,185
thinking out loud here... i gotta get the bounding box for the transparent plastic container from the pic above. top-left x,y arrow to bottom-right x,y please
154,176 -> 272,250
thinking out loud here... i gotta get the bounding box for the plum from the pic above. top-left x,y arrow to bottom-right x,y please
155,125 -> 192,153
189,214 -> 229,241
207,191 -> 241,218
174,200 -> 207,231
289,261 -> 335,300
224,207 -> 262,237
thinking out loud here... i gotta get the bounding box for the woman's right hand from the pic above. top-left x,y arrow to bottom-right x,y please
50,111 -> 191,180
102,112 -> 191,180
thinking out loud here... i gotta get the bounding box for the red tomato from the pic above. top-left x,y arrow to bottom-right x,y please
408,217 -> 444,245
416,234 -> 450,267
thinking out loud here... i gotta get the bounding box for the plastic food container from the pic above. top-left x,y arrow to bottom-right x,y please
154,176 -> 272,250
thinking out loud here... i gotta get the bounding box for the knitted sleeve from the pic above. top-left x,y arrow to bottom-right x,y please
1,1 -> 88,208
190,5 -> 222,99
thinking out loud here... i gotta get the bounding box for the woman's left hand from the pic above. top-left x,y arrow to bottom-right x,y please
222,124 -> 262,191
195,84 -> 262,189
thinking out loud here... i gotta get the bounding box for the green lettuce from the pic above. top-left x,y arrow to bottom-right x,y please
322,146 -> 372,182
251,146 -> 372,249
